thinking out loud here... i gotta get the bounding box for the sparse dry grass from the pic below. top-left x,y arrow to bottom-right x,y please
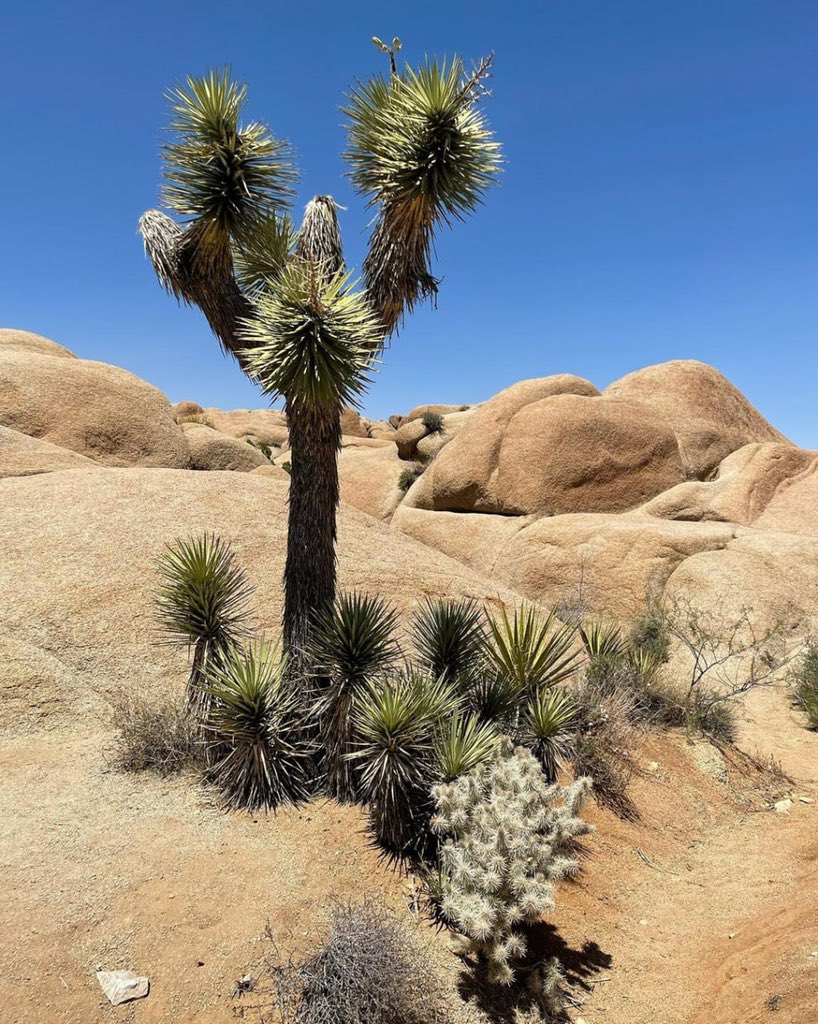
110,693 -> 203,776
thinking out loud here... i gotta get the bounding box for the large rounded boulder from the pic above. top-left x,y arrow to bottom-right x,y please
0,328 -> 77,360
604,360 -> 789,478
0,330 -> 189,468
182,422 -> 270,472
409,375 -> 686,516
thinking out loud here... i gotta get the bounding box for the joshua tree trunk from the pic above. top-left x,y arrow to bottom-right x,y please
282,196 -> 346,671
283,398 -> 342,669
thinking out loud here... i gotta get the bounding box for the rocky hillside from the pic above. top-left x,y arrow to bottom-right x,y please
4,326 -> 817,641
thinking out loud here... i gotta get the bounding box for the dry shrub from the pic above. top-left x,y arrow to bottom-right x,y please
111,694 -> 203,776
263,901 -> 450,1024
570,675 -> 638,815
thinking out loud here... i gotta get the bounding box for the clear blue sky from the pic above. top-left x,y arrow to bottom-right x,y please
1,1 -> 816,444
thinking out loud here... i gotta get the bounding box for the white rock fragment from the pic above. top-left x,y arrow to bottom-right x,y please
96,970 -> 150,1005
774,799 -> 793,814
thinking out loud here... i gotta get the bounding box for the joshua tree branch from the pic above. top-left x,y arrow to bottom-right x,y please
139,210 -> 255,369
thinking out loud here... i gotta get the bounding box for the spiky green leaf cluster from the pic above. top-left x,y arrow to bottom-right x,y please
156,533 -> 253,649
580,621 -> 628,662
206,642 -> 311,809
345,57 -> 501,224
485,605 -> 582,694
411,597 -> 485,682
434,711 -> 498,782
231,212 -> 296,295
431,742 -> 592,986
525,687 -> 578,782
309,592 -> 401,801
242,262 -> 383,409
351,671 -> 458,854
310,592 -> 401,686
161,68 -> 297,240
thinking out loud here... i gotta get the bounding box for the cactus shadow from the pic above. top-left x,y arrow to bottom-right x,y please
456,921 -> 612,1023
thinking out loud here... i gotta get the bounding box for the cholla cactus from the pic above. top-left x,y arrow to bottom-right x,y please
431,740 -> 592,988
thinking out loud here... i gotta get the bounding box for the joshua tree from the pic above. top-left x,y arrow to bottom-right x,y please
139,41 -> 501,667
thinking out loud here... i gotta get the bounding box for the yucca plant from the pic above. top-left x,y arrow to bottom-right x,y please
155,533 -> 253,716
525,688 -> 578,782
140,46 -> 500,669
484,605 -> 582,697
205,642 -> 311,810
463,673 -> 525,731
627,646 -> 662,684
350,671 -> 457,856
411,597 -> 485,684
307,592 -> 401,800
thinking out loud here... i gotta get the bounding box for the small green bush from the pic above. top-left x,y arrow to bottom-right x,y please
398,464 -> 424,492
421,410 -> 444,433
431,742 -> 591,990
687,694 -> 738,743
570,675 -> 638,812
794,639 -> 818,730
629,601 -> 671,664
111,694 -> 203,776
246,438 -> 275,460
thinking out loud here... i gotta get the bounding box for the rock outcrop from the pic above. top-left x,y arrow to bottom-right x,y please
0,467 -> 522,727
0,331 -> 189,468
182,422 -> 270,472
0,425 -> 96,478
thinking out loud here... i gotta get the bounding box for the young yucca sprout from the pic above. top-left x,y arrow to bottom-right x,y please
205,642 -> 311,810
433,711 -> 499,783
155,533 -> 253,717
484,605 -> 582,695
464,673 -> 525,731
525,688 -> 578,782
411,597 -> 485,685
308,592 -> 401,800
350,670 -> 457,856
627,645 -> 662,684
579,620 -> 628,662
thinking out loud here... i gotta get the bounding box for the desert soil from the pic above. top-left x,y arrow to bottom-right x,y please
1,674 -> 816,1024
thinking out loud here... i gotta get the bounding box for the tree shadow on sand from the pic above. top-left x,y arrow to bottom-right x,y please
456,921 -> 612,1023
